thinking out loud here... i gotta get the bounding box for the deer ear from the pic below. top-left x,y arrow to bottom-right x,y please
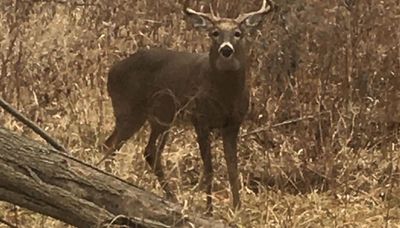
240,13 -> 268,28
184,8 -> 214,30
236,0 -> 273,31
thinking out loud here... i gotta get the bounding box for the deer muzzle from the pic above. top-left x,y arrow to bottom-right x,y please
218,42 -> 234,58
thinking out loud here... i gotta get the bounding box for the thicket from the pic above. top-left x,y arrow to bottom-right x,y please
0,0 -> 399,227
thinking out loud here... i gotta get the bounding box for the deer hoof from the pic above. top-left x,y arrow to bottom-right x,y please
165,191 -> 178,202
204,207 -> 213,216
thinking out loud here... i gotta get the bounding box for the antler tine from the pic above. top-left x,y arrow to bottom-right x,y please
235,0 -> 273,23
209,3 -> 217,19
183,0 -> 219,22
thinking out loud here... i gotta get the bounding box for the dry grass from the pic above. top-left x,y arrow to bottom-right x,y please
1,0 -> 399,227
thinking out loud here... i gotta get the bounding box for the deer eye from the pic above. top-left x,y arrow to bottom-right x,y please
234,30 -> 242,38
211,30 -> 220,37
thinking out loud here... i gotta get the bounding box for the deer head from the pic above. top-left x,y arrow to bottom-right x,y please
184,0 -> 273,72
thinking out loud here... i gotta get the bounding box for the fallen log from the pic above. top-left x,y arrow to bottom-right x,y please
0,127 -> 228,227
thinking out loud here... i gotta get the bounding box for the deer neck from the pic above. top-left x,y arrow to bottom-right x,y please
208,52 -> 247,90
204,65 -> 247,107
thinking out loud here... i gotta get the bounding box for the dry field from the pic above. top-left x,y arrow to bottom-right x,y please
0,0 -> 399,227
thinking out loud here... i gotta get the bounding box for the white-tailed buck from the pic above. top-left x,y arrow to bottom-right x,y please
101,0 -> 273,213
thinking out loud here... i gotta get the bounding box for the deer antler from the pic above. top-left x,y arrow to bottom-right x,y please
235,0 -> 273,24
183,0 -> 220,22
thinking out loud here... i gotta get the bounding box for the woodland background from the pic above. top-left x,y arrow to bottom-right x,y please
0,0 -> 399,227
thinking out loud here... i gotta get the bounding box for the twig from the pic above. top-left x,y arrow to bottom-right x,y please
0,218 -> 18,228
241,111 -> 330,137
0,97 -> 68,153
28,0 -> 98,7
104,214 -> 171,228
137,18 -> 163,24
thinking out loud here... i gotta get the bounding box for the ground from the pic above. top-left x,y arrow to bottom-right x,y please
0,0 -> 399,227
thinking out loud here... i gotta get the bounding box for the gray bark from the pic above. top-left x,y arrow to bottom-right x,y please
0,127 -> 228,228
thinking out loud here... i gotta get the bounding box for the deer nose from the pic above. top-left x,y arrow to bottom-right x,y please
218,42 -> 234,58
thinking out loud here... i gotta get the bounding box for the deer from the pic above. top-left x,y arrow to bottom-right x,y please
99,0 -> 273,213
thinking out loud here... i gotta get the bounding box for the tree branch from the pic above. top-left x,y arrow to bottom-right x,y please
0,97 -> 68,152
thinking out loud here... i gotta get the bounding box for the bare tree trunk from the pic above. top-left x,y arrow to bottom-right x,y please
0,127 -> 227,228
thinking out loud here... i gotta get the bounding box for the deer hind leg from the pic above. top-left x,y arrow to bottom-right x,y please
144,123 -> 175,200
143,89 -> 177,199
103,115 -> 145,152
194,124 -> 213,214
100,106 -> 146,170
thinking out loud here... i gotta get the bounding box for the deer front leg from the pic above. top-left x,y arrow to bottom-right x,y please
221,124 -> 241,210
194,124 -> 213,214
